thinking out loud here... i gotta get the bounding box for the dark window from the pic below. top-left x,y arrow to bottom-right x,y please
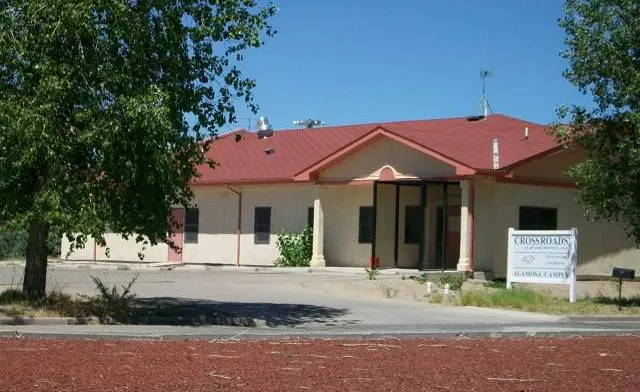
358,206 -> 375,243
184,208 -> 199,244
519,206 -> 558,230
404,205 -> 422,244
254,207 -> 271,244
308,206 -> 314,228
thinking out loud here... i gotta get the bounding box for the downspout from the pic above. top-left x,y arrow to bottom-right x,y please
226,185 -> 242,266
468,179 -> 475,271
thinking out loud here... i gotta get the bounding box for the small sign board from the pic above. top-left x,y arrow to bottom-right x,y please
506,228 -> 578,303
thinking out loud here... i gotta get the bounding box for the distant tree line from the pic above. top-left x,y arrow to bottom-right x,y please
0,227 -> 61,260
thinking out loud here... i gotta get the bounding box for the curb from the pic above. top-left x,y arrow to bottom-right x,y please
37,262 -> 429,277
0,316 -> 75,326
0,315 -> 263,328
562,316 -> 640,323
1,329 -> 640,341
217,266 -> 427,277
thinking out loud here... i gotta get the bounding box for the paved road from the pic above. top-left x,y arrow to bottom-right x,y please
0,264 -> 562,328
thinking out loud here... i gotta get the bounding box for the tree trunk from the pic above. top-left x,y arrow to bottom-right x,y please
23,221 -> 49,300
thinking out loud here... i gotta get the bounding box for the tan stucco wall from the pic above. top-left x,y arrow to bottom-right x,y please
512,148 -> 585,182
61,184 -> 316,265
60,236 -> 95,261
60,234 -> 167,263
96,234 -> 168,262
472,180 -> 497,272
321,185 -> 372,267
319,137 -> 455,181
181,186 -> 240,265
235,184 -> 315,265
473,182 -> 640,276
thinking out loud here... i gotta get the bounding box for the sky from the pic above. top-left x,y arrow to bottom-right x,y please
220,0 -> 593,133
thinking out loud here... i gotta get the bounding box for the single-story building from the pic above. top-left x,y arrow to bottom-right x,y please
61,114 -> 639,276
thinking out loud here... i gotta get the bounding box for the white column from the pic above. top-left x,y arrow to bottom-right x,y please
310,187 -> 326,267
457,179 -> 472,272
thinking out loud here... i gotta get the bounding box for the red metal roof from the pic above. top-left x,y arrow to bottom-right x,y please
193,114 -> 560,184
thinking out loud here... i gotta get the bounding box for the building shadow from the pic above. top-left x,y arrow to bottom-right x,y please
121,297 -> 356,328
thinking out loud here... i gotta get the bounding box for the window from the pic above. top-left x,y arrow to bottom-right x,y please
519,206 -> 558,230
184,208 -> 199,244
404,205 -> 422,244
358,206 -> 375,243
308,206 -> 314,228
254,207 -> 271,244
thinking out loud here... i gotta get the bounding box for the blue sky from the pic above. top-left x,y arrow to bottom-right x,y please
222,0 -> 592,133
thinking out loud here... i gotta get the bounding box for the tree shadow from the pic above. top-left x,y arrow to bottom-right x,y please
120,297 -> 357,327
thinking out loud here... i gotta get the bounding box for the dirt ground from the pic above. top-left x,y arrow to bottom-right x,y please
302,276 -> 451,303
0,336 -> 638,391
301,276 -> 640,303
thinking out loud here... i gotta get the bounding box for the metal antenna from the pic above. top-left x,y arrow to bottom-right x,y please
236,117 -> 255,132
293,119 -> 325,129
472,37 -> 494,118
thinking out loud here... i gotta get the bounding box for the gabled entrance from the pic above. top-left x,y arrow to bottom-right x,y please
371,180 -> 462,270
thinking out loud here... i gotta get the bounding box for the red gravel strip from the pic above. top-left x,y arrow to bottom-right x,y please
0,336 -> 639,391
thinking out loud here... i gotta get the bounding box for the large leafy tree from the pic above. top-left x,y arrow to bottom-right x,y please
554,0 -> 640,242
0,0 -> 276,299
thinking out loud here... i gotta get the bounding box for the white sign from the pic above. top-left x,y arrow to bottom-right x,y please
506,228 -> 578,303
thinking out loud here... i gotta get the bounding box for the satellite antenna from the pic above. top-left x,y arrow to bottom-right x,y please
293,119 -> 325,129
469,38 -> 495,120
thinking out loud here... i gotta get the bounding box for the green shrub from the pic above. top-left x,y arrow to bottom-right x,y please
408,273 -> 467,290
274,226 -> 312,267
0,288 -> 27,304
80,274 -> 139,323
408,273 -> 429,284
365,267 -> 381,280
436,273 -> 467,291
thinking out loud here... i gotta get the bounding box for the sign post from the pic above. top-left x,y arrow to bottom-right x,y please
506,228 -> 578,303
611,267 -> 635,311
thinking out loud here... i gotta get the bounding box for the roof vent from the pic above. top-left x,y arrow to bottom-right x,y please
492,137 -> 500,169
264,148 -> 275,155
293,119 -> 325,129
466,115 -> 485,122
256,117 -> 273,139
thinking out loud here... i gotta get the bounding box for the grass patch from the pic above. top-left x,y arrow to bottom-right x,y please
460,286 -> 640,315
0,288 -> 83,318
429,292 -> 444,304
483,278 -> 506,290
0,274 -> 140,323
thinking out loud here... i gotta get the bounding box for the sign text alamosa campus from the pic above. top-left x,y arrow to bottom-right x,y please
506,228 -> 578,303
